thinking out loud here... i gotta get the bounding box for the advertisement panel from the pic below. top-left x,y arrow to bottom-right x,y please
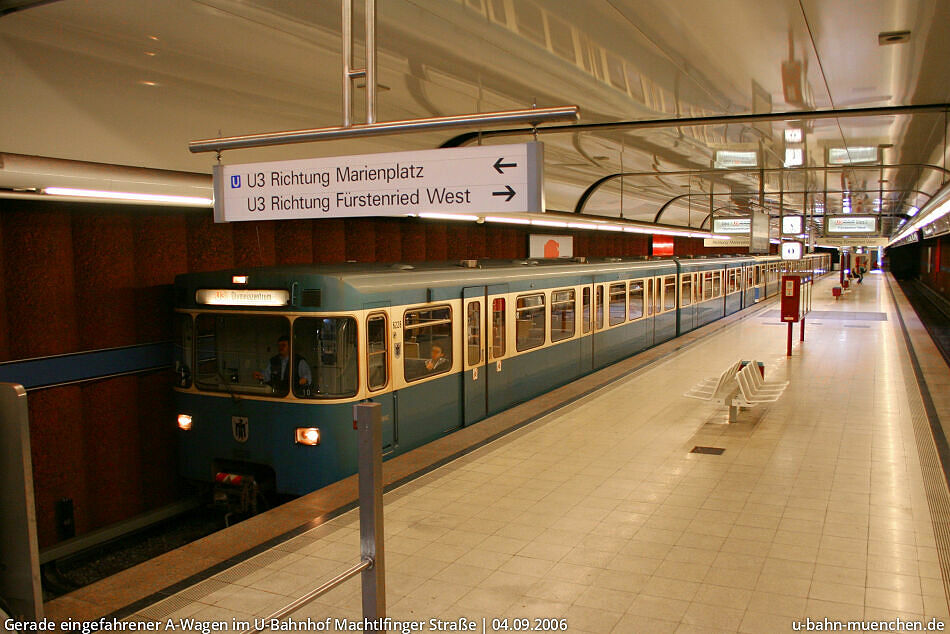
528,234 -> 573,258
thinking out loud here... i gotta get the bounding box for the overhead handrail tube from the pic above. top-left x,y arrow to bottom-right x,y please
251,559 -> 372,633
189,106 -> 579,153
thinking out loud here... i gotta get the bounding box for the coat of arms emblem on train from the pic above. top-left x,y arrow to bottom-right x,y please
232,416 -> 249,443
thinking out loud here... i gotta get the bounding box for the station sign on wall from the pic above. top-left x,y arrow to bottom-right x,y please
212,142 -> 543,222
712,217 -> 751,234
528,234 -> 573,258
825,215 -> 878,234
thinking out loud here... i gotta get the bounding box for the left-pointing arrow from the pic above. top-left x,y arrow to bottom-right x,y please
492,185 -> 516,202
493,158 -> 518,174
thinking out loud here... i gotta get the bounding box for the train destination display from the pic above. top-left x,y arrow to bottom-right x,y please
213,142 -> 543,222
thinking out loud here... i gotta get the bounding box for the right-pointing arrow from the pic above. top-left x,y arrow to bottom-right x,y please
492,185 -> 516,202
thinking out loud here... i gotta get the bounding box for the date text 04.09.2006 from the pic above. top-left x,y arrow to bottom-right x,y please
489,619 -> 568,631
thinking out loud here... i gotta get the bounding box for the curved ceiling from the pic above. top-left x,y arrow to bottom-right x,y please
1,0 -> 948,234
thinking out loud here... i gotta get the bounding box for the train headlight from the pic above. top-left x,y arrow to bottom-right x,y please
295,427 -> 321,446
177,414 -> 193,431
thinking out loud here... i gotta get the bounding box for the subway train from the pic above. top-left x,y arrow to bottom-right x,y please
173,252 -> 830,497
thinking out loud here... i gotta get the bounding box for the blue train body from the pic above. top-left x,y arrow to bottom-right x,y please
173,254 -> 830,496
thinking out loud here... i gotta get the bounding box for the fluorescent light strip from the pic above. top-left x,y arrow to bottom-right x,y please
44,187 -> 212,206
597,224 -> 624,232
418,212 -> 479,221
530,219 -> 568,228
484,216 -> 530,225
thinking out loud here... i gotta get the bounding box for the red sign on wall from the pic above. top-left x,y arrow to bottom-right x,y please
652,235 -> 674,256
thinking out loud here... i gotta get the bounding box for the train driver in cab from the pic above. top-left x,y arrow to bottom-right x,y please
254,335 -> 311,392
425,344 -> 449,373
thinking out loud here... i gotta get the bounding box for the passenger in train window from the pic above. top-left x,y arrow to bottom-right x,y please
425,344 -> 450,373
254,335 -> 312,391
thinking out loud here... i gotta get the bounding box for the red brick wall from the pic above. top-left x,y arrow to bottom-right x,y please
1,199 -> 740,546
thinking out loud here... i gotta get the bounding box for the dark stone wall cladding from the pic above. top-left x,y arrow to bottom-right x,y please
1,199 -> 746,546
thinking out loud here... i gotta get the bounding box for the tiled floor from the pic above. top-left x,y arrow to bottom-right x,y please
129,272 -> 950,633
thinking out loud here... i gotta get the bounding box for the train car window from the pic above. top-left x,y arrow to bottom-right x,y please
582,287 -> 592,334
664,276 -> 676,311
174,313 -> 194,388
513,0 -> 546,46
491,298 -> 506,359
292,316 -> 359,398
195,314 -> 293,397
467,301 -> 482,366
550,289 -> 575,342
516,294 -> 546,351
404,306 -> 453,382
546,12 -> 575,61
654,277 -> 661,313
712,271 -> 722,297
628,280 -> 644,320
608,283 -> 626,326
366,314 -> 388,391
702,272 -> 713,300
487,0 -> 507,25
681,276 -> 692,307
645,279 -> 653,315
595,286 -> 604,329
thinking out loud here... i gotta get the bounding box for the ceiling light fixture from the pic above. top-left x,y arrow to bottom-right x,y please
43,187 -> 212,206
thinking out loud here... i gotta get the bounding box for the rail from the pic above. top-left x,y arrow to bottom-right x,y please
250,402 -> 385,633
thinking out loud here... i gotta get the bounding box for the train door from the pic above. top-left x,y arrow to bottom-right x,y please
644,277 -> 656,348
363,305 -> 396,451
580,282 -> 594,371
486,284 -> 510,416
461,287 -> 486,426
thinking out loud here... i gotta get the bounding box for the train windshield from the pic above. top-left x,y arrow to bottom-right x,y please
195,314 -> 292,396
292,317 -> 358,398
174,314 -> 194,388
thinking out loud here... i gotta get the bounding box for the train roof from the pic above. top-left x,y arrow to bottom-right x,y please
173,254 -> 798,309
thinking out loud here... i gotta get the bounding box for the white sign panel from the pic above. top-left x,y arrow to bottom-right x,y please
825,215 -> 877,234
782,215 -> 803,235
213,142 -> 543,222
712,218 -> 751,234
529,234 -> 573,258
781,241 -> 803,260
714,150 -> 758,169
818,237 -> 889,248
704,237 -> 750,247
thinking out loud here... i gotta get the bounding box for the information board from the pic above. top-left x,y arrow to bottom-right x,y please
712,217 -> 751,234
825,215 -> 878,234
213,142 -> 543,222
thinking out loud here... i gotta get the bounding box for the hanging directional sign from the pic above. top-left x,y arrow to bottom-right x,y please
212,142 -> 543,222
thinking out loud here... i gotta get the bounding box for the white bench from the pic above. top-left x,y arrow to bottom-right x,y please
684,361 -> 741,401
686,360 -> 788,422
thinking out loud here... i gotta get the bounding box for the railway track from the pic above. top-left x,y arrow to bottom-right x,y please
899,279 -> 950,367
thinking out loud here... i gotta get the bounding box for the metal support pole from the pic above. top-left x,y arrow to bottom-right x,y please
356,402 -> 385,619
787,322 -> 793,357
0,383 -> 43,620
342,0 -> 353,128
365,0 -> 376,125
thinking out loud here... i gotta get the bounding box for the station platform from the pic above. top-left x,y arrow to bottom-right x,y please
49,271 -> 950,633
